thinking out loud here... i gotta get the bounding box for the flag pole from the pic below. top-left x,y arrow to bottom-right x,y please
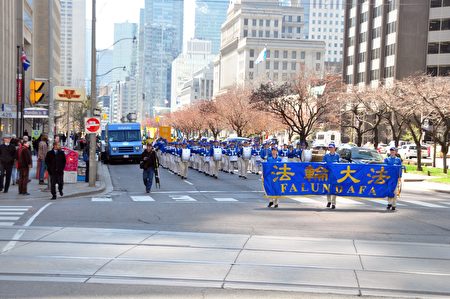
16,46 -> 21,136
21,47 -> 25,137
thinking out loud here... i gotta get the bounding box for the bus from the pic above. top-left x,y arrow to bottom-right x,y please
104,123 -> 143,163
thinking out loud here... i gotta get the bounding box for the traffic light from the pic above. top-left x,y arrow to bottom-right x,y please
30,80 -> 45,105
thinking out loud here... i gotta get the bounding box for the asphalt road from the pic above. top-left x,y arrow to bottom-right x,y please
16,162 -> 450,244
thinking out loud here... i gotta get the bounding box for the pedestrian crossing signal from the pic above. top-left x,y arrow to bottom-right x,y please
30,80 -> 45,105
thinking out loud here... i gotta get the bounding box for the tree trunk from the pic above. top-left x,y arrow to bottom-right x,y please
373,126 -> 379,149
432,139 -> 437,168
415,140 -> 423,172
443,145 -> 448,174
356,133 -> 363,147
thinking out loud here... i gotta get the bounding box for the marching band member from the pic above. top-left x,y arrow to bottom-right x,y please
209,140 -> 222,179
384,147 -> 402,211
202,143 -> 212,176
267,148 -> 282,208
279,144 -> 289,162
287,144 -> 296,162
227,142 -> 238,174
294,142 -> 303,162
301,142 -> 312,162
322,143 -> 340,209
238,140 -> 252,179
178,142 -> 191,179
251,143 -> 262,174
260,143 -> 271,163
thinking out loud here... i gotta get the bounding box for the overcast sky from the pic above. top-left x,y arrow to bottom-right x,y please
86,0 -> 144,49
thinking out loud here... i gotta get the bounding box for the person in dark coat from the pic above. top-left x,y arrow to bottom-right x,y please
0,135 -> 17,193
140,143 -> 159,193
18,141 -> 32,195
45,142 -> 66,200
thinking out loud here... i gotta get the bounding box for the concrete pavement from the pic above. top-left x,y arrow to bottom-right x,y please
1,226 -> 450,297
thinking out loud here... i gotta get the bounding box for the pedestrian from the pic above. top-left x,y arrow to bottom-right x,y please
18,140 -> 32,195
37,135 -> 48,184
0,134 -> 17,193
140,143 -> 158,193
322,143 -> 340,209
45,142 -> 66,200
267,147 -> 282,208
10,135 -> 20,185
384,147 -> 402,211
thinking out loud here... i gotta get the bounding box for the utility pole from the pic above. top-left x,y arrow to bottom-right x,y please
48,0 -> 55,144
89,0 -> 97,187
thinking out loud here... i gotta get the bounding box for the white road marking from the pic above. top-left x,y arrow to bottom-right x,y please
151,190 -> 264,194
0,216 -> 21,221
170,195 -> 197,202
131,196 -> 155,202
402,200 -> 448,208
91,197 -> 112,202
213,197 -> 238,202
365,199 -> 406,206
0,208 -> 30,211
183,180 -> 194,185
0,206 -> 32,208
335,198 -> 365,205
0,212 -> 26,216
0,222 -> 15,226
289,197 -> 321,204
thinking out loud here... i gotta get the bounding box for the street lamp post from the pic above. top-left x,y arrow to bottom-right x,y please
89,0 -> 97,187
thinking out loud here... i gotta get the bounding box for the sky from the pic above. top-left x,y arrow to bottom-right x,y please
86,0 -> 144,49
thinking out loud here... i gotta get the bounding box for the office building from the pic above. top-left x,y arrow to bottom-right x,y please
171,39 -> 216,110
194,0 -> 229,54
342,0 -> 430,87
175,63 -> 214,110
143,0 -> 184,117
427,0 -> 450,76
60,0 -> 86,87
214,0 -> 325,96
112,22 -> 138,82
307,0 -> 345,63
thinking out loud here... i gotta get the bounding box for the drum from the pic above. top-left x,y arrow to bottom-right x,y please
302,149 -> 312,162
230,155 -> 238,162
243,147 -> 252,159
182,148 -> 191,162
213,148 -> 222,161
281,157 -> 289,162
205,156 -> 211,162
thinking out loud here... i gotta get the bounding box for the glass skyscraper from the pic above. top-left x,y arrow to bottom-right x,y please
194,0 -> 228,54
143,0 -> 184,116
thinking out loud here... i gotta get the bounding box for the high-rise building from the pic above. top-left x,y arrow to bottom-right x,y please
143,0 -> 184,117
176,63 -> 215,109
427,0 -> 450,76
0,0 -> 33,135
305,0 -> 345,64
136,8 -> 146,123
60,0 -> 86,87
214,0 -> 325,96
194,0 -> 228,54
97,50 -> 113,87
171,39 -> 216,110
112,22 -> 138,82
342,0 -> 431,87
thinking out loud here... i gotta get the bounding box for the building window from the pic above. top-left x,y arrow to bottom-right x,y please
371,48 -> 380,59
385,66 -> 395,78
370,69 -> 380,80
259,19 -> 264,26
250,49 -> 255,57
440,41 -> 450,53
316,63 -> 321,71
386,21 -> 397,34
274,50 -> 279,58
316,52 -> 321,60
439,65 -> 450,75
274,31 -> 279,38
266,50 -> 271,58
300,51 -> 305,59
427,66 -> 438,76
274,61 -> 279,70
243,30 -> 248,37
282,61 -> 288,70
348,37 -> 355,46
385,44 -> 396,56
360,12 -> 368,23
442,18 -> 450,30
373,6 -> 382,18
266,19 -> 270,26
372,27 -> 381,39
288,15 -> 292,22
297,16 -> 301,22
297,27 -> 301,33
359,32 -> 367,43
249,60 -> 254,69
282,73 -> 288,81
273,73 -> 279,80
349,17 -> 355,28
347,56 -> 354,65
283,50 -> 288,59
259,30 -> 263,37
429,19 -> 441,31
244,18 -> 248,25
387,0 -> 396,11
358,52 -> 366,63
430,0 -> 441,7
291,62 -> 296,70
252,19 -> 257,26
252,30 -> 256,37
266,61 -> 271,69
274,20 -> 279,27
292,51 -> 297,59
249,72 -> 254,79
428,42 -> 439,54
357,72 -> 365,83
346,74 -> 353,84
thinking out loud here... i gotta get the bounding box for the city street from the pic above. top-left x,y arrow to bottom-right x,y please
0,163 -> 450,297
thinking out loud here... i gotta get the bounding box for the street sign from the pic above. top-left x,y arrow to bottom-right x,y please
54,86 -> 86,102
93,108 -> 102,117
30,80 -> 45,104
84,117 -> 101,134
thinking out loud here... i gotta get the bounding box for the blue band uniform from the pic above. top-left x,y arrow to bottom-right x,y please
262,162 -> 402,198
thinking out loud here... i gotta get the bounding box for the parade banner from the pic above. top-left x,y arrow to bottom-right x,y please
263,162 -> 402,198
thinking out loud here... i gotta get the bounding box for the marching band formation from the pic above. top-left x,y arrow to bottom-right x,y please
149,138 -> 402,212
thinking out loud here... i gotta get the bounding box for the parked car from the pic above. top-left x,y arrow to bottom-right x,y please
337,147 -> 384,164
398,144 -> 428,159
377,143 -> 388,154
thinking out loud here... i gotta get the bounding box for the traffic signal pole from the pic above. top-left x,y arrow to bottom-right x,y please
89,0 -> 97,187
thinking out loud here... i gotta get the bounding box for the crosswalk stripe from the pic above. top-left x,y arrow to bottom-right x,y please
335,198 -> 365,205
289,197 -> 321,204
0,216 -> 21,221
0,206 -> 32,208
169,195 -> 197,202
0,212 -> 25,216
365,199 -> 406,206
131,196 -> 155,202
213,197 -> 238,202
402,200 -> 448,208
91,197 -> 112,202
0,208 -> 29,211
0,222 -> 15,226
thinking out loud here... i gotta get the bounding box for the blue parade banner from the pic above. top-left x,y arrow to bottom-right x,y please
262,162 -> 402,198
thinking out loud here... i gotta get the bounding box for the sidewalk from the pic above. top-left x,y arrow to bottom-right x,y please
0,226 -> 450,298
0,157 -> 108,201
403,173 -> 450,194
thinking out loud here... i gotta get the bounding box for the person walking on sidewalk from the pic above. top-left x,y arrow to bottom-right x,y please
37,135 -> 48,184
18,140 -> 32,195
0,134 -> 17,193
140,143 -> 158,193
45,142 -> 66,200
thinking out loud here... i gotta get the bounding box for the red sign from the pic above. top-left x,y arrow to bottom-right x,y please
62,147 -> 79,171
16,75 -> 23,105
58,89 -> 81,100
85,117 -> 101,134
